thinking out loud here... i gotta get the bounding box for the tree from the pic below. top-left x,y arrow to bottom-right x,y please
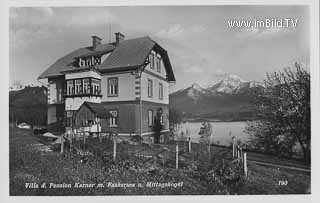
169,107 -> 183,129
153,108 -> 163,143
246,62 -> 310,162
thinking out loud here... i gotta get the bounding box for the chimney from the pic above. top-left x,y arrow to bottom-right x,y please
115,32 -> 125,46
92,36 -> 102,50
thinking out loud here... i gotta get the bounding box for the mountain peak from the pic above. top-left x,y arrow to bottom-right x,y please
191,83 -> 203,90
209,74 -> 247,94
221,74 -> 246,83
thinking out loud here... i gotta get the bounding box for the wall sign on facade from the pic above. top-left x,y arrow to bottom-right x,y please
78,56 -> 101,67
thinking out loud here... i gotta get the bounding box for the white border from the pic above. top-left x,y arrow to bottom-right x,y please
1,0 -> 319,203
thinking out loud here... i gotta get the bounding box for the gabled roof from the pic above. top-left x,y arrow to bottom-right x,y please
38,36 -> 176,82
38,44 -> 115,79
80,102 -> 113,118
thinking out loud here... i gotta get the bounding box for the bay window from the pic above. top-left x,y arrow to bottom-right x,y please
65,77 -> 101,97
75,79 -> 82,94
91,78 -> 100,95
83,78 -> 90,94
67,80 -> 74,95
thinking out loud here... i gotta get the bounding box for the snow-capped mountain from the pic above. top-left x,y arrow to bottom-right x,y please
175,83 -> 209,103
169,74 -> 263,121
209,74 -> 253,94
175,74 -> 263,98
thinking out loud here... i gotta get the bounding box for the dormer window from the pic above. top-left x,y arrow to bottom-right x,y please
150,53 -> 155,69
156,56 -> 161,73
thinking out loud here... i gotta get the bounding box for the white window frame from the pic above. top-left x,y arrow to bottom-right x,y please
156,56 -> 161,73
75,79 -> 82,94
83,78 -> 90,94
159,82 -> 163,100
67,80 -> 74,95
150,53 -> 155,70
108,77 -> 118,97
148,79 -> 153,98
148,110 -> 153,126
91,78 -> 100,95
109,110 -> 118,127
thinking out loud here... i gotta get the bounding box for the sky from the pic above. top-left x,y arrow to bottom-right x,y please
9,6 -> 310,92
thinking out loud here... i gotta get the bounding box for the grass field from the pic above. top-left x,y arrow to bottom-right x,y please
9,127 -> 311,195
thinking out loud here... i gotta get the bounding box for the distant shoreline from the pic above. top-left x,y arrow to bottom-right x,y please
184,118 -> 257,123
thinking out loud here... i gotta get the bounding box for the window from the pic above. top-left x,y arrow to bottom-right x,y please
65,110 -> 74,127
83,78 -> 90,94
75,79 -> 82,94
91,78 -> 100,95
159,83 -> 163,100
148,79 -> 153,97
156,56 -> 161,73
160,115 -> 164,125
150,53 -> 155,69
148,110 -> 153,126
66,78 -> 101,96
67,80 -> 74,95
108,110 -> 118,127
108,78 -> 118,97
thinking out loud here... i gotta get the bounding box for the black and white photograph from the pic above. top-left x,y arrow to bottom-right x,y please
5,0 -> 319,198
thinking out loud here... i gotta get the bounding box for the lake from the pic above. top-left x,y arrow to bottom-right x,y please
176,121 -> 250,146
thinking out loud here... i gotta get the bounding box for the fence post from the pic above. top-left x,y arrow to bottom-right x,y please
208,142 -> 211,164
113,134 -> 117,161
232,137 -> 235,158
60,136 -> 64,154
237,146 -> 240,163
69,135 -> 72,152
176,142 -> 179,169
244,152 -> 248,177
240,147 -> 243,163
188,137 -> 191,153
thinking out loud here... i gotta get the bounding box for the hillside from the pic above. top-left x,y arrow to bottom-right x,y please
169,75 -> 262,121
9,86 -> 48,126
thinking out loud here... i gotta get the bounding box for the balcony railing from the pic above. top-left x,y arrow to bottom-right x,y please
63,90 -> 102,98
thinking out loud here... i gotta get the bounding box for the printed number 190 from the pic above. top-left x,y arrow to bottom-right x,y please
278,180 -> 288,186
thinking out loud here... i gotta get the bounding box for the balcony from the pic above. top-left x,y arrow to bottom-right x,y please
63,90 -> 102,98
64,77 -> 102,98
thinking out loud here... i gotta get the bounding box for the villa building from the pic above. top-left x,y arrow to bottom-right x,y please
38,33 -> 175,138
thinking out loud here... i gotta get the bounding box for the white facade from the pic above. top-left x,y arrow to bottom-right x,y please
65,70 -> 101,80
48,82 -> 56,104
140,72 -> 169,104
48,78 -> 64,104
65,97 -> 101,111
140,51 -> 169,104
101,72 -> 136,102
65,70 -> 102,111
51,49 -> 170,111
145,51 -> 167,78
